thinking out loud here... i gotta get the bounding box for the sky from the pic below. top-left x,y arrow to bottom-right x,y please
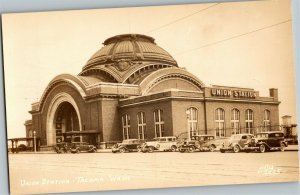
2,0 -> 297,138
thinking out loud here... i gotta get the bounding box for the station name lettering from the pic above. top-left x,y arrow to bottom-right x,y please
211,88 -> 256,98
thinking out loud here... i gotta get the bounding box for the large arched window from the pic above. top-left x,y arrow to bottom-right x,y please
122,114 -> 130,140
187,107 -> 198,137
263,110 -> 271,132
215,108 -> 225,137
154,109 -> 164,138
245,109 -> 254,134
137,112 -> 146,140
231,109 -> 240,134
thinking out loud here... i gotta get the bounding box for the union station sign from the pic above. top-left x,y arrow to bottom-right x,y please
211,88 -> 257,99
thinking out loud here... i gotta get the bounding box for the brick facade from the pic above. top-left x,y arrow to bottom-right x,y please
119,88 -> 279,140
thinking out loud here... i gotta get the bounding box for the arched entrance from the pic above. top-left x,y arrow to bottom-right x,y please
46,93 -> 82,146
54,102 -> 81,143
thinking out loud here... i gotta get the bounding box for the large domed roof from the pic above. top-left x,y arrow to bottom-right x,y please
82,34 -> 177,71
36,34 -> 205,110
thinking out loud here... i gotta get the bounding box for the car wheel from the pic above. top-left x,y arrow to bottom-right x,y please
56,148 -> 62,154
171,145 -> 177,152
280,142 -> 285,152
259,144 -> 266,153
137,146 -> 142,153
233,145 -> 240,153
93,148 -> 97,153
220,149 -> 225,153
119,147 -> 126,153
209,145 -> 216,152
148,146 -> 155,153
76,149 -> 80,153
189,146 -> 195,153
178,147 -> 184,153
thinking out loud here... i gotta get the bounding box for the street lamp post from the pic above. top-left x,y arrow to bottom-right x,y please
33,131 -> 36,153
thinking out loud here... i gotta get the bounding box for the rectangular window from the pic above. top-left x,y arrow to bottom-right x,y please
187,107 -> 198,137
154,109 -> 164,138
263,110 -> 271,132
215,108 -> 225,137
122,114 -> 130,140
231,109 -> 240,134
245,109 -> 254,134
137,112 -> 146,140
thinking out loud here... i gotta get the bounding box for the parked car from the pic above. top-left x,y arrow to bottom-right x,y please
220,134 -> 254,153
9,144 -> 28,153
246,131 -> 288,153
177,135 -> 216,152
54,142 -> 71,153
141,136 -> 177,152
70,142 -> 97,153
112,139 -> 145,153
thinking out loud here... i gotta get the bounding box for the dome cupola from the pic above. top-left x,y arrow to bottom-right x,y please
82,34 -> 177,72
79,34 -> 178,84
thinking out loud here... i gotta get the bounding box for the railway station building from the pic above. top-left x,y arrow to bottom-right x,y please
25,34 -> 280,149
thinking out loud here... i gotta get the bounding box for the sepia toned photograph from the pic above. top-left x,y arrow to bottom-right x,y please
1,0 -> 299,194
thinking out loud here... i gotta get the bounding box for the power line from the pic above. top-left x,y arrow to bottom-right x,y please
175,19 -> 292,56
146,3 -> 220,34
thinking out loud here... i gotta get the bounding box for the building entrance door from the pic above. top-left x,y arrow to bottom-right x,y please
54,102 -> 80,144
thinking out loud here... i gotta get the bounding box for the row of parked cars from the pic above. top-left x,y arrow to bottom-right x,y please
220,132 -> 287,153
111,131 -> 288,154
53,131 -> 287,154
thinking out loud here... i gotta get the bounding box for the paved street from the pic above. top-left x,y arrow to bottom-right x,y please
8,151 -> 299,194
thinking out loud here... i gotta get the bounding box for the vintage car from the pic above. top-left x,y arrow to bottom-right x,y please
246,131 -> 288,153
141,136 -> 177,152
112,139 -> 145,153
9,144 -> 28,153
54,142 -> 71,153
220,134 -> 254,153
177,135 -> 217,152
70,142 -> 97,153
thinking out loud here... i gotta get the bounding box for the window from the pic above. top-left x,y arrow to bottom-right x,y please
167,138 -> 174,142
28,130 -> 33,138
215,108 -> 225,137
263,110 -> 271,132
257,133 -> 268,138
187,107 -> 198,137
154,109 -> 164,138
231,109 -> 240,134
160,138 -> 167,142
122,114 -> 130,140
269,133 -> 283,138
245,109 -> 254,134
137,112 -> 146,140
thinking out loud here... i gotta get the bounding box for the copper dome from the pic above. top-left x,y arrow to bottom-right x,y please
82,34 -> 177,71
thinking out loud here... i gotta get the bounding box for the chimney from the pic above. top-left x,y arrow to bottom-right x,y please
269,88 -> 278,101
